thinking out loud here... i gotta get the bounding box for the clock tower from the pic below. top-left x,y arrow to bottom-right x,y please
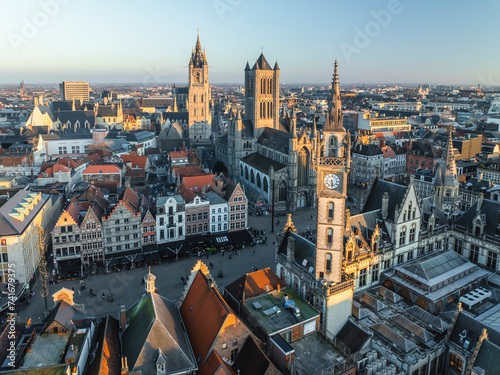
313,60 -> 350,283
188,31 -> 211,126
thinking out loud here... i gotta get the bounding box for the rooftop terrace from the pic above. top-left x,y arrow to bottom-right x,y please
245,288 -> 319,335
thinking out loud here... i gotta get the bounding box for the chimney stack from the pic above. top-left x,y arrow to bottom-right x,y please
286,236 -> 295,263
477,192 -> 484,212
381,192 -> 389,219
120,305 -> 127,332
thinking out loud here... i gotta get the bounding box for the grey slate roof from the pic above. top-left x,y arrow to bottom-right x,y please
252,53 -> 272,70
162,111 -> 189,123
336,320 -> 370,353
43,300 -> 93,331
400,250 -> 471,283
363,179 -> 407,221
204,191 -> 227,205
56,110 -> 96,128
352,143 -> 383,156
123,293 -> 197,375
473,339 -> 500,374
240,152 -> 286,173
256,127 -> 290,153
0,191 -> 51,235
455,198 -> 500,236
449,311 -> 500,352
278,230 -> 316,275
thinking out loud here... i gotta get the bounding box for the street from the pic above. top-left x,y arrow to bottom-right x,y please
19,208 -> 318,323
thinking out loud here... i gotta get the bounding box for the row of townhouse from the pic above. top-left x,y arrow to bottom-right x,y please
51,174 -> 249,265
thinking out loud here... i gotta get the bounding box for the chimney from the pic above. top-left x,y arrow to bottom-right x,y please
121,357 -> 129,375
477,192 -> 484,212
208,277 -> 214,290
120,305 -> 127,332
286,236 -> 295,263
381,192 -> 389,219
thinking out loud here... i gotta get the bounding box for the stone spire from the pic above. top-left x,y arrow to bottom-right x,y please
324,60 -> 344,132
310,117 -> 317,140
196,29 -> 201,52
442,126 -> 459,187
290,107 -> 297,139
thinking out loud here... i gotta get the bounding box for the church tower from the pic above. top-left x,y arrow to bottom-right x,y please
244,53 -> 280,137
433,126 -> 460,214
314,61 -> 350,283
188,32 -> 211,126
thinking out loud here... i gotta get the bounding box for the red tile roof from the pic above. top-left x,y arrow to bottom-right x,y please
83,164 -> 122,174
173,166 -> 207,179
225,268 -> 286,302
177,183 -> 197,203
180,271 -> 232,365
201,350 -> 235,375
120,155 -> 148,169
169,149 -> 190,159
119,186 -> 140,213
57,158 -> 85,169
182,174 -> 215,193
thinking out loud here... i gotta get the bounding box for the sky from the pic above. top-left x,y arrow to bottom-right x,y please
0,0 -> 499,85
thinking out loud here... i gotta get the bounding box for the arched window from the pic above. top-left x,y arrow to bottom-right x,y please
256,174 -> 261,188
328,202 -> 334,220
245,166 -> 249,180
250,170 -> 255,184
193,95 -> 196,103
201,107 -> 204,116
194,108 -> 197,116
201,94 -> 204,102
263,178 -> 269,193
278,180 -> 287,202
326,254 -> 332,272
327,228 -> 333,245
240,165 -> 243,177
399,227 -> 406,246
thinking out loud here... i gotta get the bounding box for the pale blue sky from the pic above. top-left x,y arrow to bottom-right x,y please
0,0 -> 499,85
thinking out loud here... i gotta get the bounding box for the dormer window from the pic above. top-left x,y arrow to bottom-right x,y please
157,363 -> 165,375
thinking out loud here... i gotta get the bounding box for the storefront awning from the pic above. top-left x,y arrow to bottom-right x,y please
212,233 -> 232,245
230,230 -> 254,245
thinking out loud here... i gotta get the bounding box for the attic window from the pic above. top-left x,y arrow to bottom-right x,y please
232,339 -> 237,346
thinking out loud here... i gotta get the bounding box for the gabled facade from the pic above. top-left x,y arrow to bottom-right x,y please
52,202 -> 82,264
80,204 -> 104,264
102,188 -> 142,255
141,209 -> 156,247
156,195 -> 185,244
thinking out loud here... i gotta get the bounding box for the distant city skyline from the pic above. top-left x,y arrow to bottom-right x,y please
1,0 -> 499,85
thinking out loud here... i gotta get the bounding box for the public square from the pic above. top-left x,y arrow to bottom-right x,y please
19,208 -> 320,323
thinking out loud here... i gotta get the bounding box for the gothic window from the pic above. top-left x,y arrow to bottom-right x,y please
193,95 -> 196,103
240,165 -> 243,176
372,264 -> 379,281
326,253 -> 332,272
359,268 -> 367,287
256,174 -> 261,188
250,170 -> 255,184
194,108 -> 197,116
278,180 -> 287,202
399,227 -> 406,246
298,147 -> 309,187
244,166 -> 249,180
201,94 -> 204,102
327,228 -> 333,245
347,244 -> 353,261
409,224 -> 416,242
446,189 -> 451,197
487,251 -> 498,270
469,245 -> 479,262
328,202 -> 334,220
474,218 -> 482,236
263,178 -> 268,193
201,107 -> 204,116
412,208 -> 416,219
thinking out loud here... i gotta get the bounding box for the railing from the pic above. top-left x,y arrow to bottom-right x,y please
319,157 -> 346,167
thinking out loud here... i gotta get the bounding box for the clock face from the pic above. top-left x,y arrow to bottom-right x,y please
323,173 -> 341,190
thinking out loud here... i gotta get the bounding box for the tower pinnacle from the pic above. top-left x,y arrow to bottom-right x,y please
324,60 -> 344,132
